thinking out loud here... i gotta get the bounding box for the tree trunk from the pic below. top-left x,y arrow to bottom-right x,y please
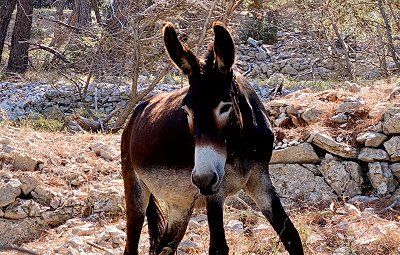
68,0 -> 91,29
49,0 -> 68,48
377,27 -> 389,78
6,0 -> 33,73
330,20 -> 354,80
0,0 -> 17,64
90,0 -> 102,25
377,0 -> 400,72
388,2 -> 400,33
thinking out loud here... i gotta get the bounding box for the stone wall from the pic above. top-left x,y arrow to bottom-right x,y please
266,99 -> 400,205
235,32 -> 381,80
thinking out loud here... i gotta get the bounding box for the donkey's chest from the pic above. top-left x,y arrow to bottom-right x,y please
135,163 -> 251,208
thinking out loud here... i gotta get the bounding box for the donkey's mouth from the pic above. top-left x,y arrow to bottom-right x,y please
197,186 -> 220,196
194,180 -> 222,196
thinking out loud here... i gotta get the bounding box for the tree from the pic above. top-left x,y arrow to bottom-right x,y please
376,0 -> 400,72
7,0 -> 33,73
68,0 -> 92,29
0,0 -> 17,64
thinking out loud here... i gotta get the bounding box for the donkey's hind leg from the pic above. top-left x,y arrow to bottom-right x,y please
122,169 -> 150,255
156,205 -> 193,254
245,165 -> 304,255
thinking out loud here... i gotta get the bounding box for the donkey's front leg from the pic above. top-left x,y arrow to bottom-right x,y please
206,196 -> 229,255
245,165 -> 304,255
156,205 -> 193,254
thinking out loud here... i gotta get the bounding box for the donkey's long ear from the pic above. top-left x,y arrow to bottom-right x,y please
163,23 -> 199,76
213,22 -> 235,73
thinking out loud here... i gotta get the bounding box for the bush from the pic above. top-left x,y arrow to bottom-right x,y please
239,10 -> 279,45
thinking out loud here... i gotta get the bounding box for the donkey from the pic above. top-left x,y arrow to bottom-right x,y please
121,22 -> 304,255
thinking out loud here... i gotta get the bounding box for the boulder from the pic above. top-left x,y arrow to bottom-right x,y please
90,142 -> 117,161
383,136 -> 400,162
356,132 -> 387,147
31,186 -> 57,206
274,116 -> 290,127
345,81 -> 361,93
17,173 -> 38,195
336,98 -> 365,114
271,143 -> 320,164
319,159 -> 363,197
13,153 -> 42,171
270,164 -> 336,203
368,162 -> 398,195
301,108 -> 324,124
383,107 -> 400,134
390,163 -> 400,180
309,132 -> 358,159
226,220 -> 244,234
358,148 -> 389,162
0,179 -> 22,207
331,113 -> 348,124
3,199 -> 41,220
87,187 -> 124,214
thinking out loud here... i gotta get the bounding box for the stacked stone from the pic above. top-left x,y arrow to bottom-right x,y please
267,102 -> 400,204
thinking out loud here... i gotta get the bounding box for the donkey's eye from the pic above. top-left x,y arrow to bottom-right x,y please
220,104 -> 232,115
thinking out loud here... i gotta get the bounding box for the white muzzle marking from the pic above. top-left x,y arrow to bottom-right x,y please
193,145 -> 226,189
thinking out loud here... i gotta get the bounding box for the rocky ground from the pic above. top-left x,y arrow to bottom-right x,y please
1,77 -> 400,254
0,124 -> 399,255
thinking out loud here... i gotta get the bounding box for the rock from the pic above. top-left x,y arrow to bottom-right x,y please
336,98 -> 365,114
319,160 -> 363,197
356,132 -> 387,147
344,203 -> 361,215
75,156 -> 87,163
309,131 -> 358,159
331,113 -> 348,124
0,137 -> 11,145
265,73 -> 285,88
88,187 -> 124,213
368,162 -> 398,195
71,223 -> 96,236
226,220 -> 244,234
3,199 -> 41,219
17,173 -> 38,195
13,153 -> 42,171
301,108 -> 324,124
390,163 -> 400,180
0,178 -> 22,207
96,226 -> 126,246
345,81 -> 361,93
383,136 -> 400,162
281,65 -> 298,76
31,186 -> 56,206
179,240 -> 199,250
383,111 -> 400,134
348,195 -> 379,204
90,142 -> 117,161
271,143 -> 320,164
358,148 -> 389,162
270,164 -> 336,203
274,116 -> 290,127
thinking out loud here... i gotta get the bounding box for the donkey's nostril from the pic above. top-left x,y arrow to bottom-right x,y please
210,172 -> 218,186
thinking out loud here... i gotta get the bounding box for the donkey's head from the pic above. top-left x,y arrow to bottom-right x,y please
163,22 -> 237,196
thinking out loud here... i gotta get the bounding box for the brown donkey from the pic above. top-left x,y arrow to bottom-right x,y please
121,22 -> 304,255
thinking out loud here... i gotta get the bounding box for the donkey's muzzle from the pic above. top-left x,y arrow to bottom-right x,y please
192,171 -> 219,196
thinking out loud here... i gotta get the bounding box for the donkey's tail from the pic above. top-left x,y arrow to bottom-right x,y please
147,193 -> 165,253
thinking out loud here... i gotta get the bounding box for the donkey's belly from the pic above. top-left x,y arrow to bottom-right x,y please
135,163 -> 250,209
